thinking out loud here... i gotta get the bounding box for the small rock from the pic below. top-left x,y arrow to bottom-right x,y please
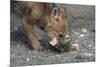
83,52 -> 93,57
56,54 -> 59,57
71,51 -> 79,54
14,27 -> 18,31
88,45 -> 92,47
74,32 -> 80,35
28,51 -> 31,54
17,45 -> 20,48
26,58 -> 30,61
11,53 -> 15,56
80,34 -> 85,37
75,55 -> 83,59
81,28 -> 87,33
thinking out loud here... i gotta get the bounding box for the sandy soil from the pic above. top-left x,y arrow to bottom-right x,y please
10,4 -> 95,67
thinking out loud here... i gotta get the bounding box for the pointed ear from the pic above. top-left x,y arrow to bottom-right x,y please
59,7 -> 67,19
51,7 -> 59,19
44,3 -> 54,14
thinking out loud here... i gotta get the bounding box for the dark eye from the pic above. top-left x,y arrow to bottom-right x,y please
52,7 -> 59,18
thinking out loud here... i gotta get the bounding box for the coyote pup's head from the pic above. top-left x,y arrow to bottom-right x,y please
46,7 -> 68,37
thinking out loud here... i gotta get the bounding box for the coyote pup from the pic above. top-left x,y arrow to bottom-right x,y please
11,1 -> 68,50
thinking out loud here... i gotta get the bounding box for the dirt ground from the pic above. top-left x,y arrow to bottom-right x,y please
10,3 -> 95,67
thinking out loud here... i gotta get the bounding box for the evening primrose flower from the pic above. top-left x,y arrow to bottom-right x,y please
49,37 -> 58,46
65,34 -> 70,39
71,43 -> 79,50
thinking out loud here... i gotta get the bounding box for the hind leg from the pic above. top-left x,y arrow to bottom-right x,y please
22,17 -> 42,50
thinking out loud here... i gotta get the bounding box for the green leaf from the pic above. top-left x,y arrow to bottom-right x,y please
63,39 -> 71,51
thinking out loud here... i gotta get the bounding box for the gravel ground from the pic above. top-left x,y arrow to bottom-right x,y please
10,3 -> 95,67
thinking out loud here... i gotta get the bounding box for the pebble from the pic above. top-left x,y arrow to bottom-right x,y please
26,58 -> 30,61
71,51 -> 78,54
11,53 -> 15,56
28,51 -> 31,54
83,52 -> 93,57
56,54 -> 59,57
88,45 -> 92,47
14,27 -> 18,31
80,34 -> 85,37
17,45 -> 20,48
81,28 -> 87,33
74,32 -> 80,35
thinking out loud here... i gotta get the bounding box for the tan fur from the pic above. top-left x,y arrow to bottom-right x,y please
13,2 -> 68,50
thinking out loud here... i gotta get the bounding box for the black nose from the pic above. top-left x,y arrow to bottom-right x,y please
40,26 -> 44,30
